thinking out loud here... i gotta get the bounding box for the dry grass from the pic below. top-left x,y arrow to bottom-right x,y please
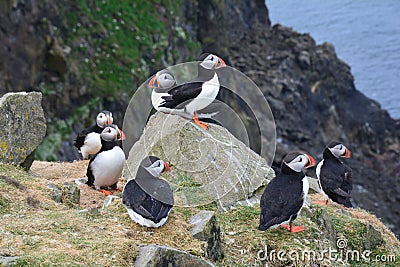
0,162 -> 204,266
0,161 -> 399,266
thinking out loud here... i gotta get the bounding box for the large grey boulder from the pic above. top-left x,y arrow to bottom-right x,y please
0,92 -> 46,169
125,112 -> 274,210
135,245 -> 216,267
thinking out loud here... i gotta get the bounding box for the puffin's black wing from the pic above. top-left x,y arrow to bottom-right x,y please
159,82 -> 203,109
123,180 -> 173,223
73,124 -> 100,149
320,163 -> 352,207
258,175 -> 304,230
85,154 -> 98,186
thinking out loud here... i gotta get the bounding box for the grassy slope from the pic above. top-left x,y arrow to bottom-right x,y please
0,162 -> 399,266
36,0 -> 199,161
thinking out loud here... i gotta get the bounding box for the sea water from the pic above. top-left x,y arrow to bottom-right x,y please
266,0 -> 400,119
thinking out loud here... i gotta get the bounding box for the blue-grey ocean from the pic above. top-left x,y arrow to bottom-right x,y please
266,0 -> 400,119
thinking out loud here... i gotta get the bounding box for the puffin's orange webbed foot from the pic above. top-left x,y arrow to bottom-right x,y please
314,200 -> 329,206
99,189 -> 113,196
280,224 -> 290,230
290,225 -> 305,233
192,112 -> 209,130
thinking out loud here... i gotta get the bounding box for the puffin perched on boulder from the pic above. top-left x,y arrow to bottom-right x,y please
148,69 -> 177,113
148,53 -> 226,130
122,156 -> 173,228
74,110 -> 113,159
316,141 -> 353,207
259,151 -> 316,232
86,124 -> 126,195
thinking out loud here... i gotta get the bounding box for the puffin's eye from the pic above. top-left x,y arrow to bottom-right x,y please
210,56 -> 214,61
299,157 -> 303,162
99,115 -> 103,118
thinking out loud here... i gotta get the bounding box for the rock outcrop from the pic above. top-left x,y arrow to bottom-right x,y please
124,112 -> 274,210
189,210 -> 224,261
135,245 -> 216,267
176,0 -> 400,237
0,92 -> 46,169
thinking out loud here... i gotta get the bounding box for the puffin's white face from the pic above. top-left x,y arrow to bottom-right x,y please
156,72 -> 175,90
200,54 -> 226,70
144,159 -> 171,177
329,144 -> 351,158
285,154 -> 316,172
96,111 -> 113,128
100,126 -> 118,142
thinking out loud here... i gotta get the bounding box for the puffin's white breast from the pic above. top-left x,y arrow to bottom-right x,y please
151,90 -> 169,111
90,146 -> 125,188
316,160 -> 328,198
125,207 -> 170,228
81,132 -> 101,159
302,176 -> 310,205
185,73 -> 220,115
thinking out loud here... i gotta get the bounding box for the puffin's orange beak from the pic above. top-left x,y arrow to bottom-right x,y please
305,154 -> 316,168
216,57 -> 226,69
118,129 -> 126,141
148,75 -> 157,88
106,115 -> 112,125
163,161 -> 171,172
343,148 -> 351,158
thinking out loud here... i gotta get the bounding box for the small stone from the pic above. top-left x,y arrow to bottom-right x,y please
297,51 -> 311,70
102,195 -> 120,208
363,224 -> 383,250
48,183 -> 62,203
189,210 -> 224,261
135,245 -> 216,267
74,177 -> 88,185
307,176 -> 321,193
60,182 -> 80,206
312,209 -> 337,244
0,256 -> 19,266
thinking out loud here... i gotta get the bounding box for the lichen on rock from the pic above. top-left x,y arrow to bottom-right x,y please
0,92 -> 46,169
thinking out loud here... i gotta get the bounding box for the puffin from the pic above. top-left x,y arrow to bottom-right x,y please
148,69 -> 177,113
122,156 -> 173,228
258,151 -> 316,232
74,110 -> 113,159
315,141 -> 352,207
148,53 -> 226,130
86,124 -> 126,195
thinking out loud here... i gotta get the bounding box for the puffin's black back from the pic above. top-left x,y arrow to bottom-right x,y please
320,149 -> 353,207
258,164 -> 305,230
122,179 -> 173,223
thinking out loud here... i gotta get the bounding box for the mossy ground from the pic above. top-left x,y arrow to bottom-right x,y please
36,0 -> 200,161
0,162 -> 399,266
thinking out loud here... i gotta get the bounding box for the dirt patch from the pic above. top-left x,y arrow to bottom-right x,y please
30,160 -> 127,209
